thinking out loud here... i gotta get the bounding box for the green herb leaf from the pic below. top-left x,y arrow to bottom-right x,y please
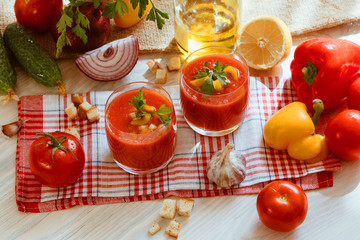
156,104 -> 173,124
146,1 -> 169,30
75,7 -> 90,29
201,77 -> 214,96
102,0 -> 128,18
93,0 -> 102,8
102,2 -> 117,18
71,6 -> 90,44
116,0 -> 129,16
213,61 -> 228,85
128,89 -> 146,111
131,0 -> 148,18
193,60 -> 229,97
55,6 -> 74,58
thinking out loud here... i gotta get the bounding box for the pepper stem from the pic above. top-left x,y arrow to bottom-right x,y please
312,99 -> 324,126
302,62 -> 318,86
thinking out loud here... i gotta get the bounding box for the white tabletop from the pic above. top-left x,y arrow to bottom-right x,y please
1,22 -> 360,240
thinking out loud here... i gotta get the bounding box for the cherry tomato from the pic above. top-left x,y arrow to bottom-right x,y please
256,180 -> 308,232
347,78 -> 360,110
102,0 -> 151,28
14,0 -> 63,32
29,132 -> 85,188
325,109 -> 360,161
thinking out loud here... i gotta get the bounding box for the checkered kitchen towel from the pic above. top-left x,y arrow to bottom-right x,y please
16,76 -> 342,212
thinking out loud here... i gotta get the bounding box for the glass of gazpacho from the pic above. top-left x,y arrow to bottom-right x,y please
105,82 -> 177,175
180,46 -> 249,136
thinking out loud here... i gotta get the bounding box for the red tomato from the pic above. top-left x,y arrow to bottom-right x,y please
325,109 -> 360,161
256,180 -> 308,232
14,0 -> 63,32
29,132 -> 85,188
347,78 -> 360,110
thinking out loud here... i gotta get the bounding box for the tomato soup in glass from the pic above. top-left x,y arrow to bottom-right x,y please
105,82 -> 177,175
180,46 -> 249,136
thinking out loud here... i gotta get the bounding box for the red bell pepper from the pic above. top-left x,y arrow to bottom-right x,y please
290,38 -> 360,110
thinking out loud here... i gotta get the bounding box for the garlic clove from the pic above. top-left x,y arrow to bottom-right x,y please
206,143 -> 247,188
1,120 -> 26,138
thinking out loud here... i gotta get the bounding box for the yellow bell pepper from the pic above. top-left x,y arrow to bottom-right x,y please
224,66 -> 239,82
263,99 -> 329,163
213,79 -> 223,91
189,77 -> 208,87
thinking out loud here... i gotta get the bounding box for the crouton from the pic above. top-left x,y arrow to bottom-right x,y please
165,220 -> 180,238
178,198 -> 195,217
148,220 -> 161,235
64,103 -> 78,120
146,59 -> 162,72
87,106 -> 100,123
78,101 -> 92,119
166,56 -> 181,71
159,199 -> 177,219
65,126 -> 81,140
155,69 -> 167,84
71,95 -> 84,107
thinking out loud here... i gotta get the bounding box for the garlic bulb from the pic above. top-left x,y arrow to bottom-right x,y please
1,120 -> 26,138
206,143 -> 247,188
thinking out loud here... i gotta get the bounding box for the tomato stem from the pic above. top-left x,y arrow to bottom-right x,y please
36,133 -> 78,164
280,194 -> 288,201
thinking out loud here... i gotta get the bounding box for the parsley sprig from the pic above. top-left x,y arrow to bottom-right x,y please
128,90 -> 173,124
194,61 -> 229,96
146,0 -> 169,30
56,0 -> 168,58
101,0 -> 168,29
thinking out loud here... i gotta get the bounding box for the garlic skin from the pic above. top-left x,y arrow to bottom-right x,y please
206,143 -> 247,188
1,120 -> 25,138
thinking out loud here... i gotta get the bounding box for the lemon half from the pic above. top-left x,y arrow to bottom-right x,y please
237,15 -> 292,70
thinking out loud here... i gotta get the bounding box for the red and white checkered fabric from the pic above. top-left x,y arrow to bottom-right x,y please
16,76 -> 342,212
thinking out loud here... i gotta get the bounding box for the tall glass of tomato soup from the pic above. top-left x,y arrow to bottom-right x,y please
105,82 -> 177,175
180,46 -> 249,136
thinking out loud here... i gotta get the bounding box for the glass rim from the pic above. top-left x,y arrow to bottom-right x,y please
180,46 -> 250,98
105,81 -> 176,137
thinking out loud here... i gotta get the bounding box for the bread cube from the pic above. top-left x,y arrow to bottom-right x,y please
178,198 -> 195,217
146,59 -> 162,72
71,95 -> 84,107
159,199 -> 177,219
166,56 -> 181,71
155,69 -> 167,84
64,103 -> 78,120
165,220 -> 180,238
65,126 -> 81,140
78,101 -> 92,119
87,106 -> 100,123
148,220 -> 161,235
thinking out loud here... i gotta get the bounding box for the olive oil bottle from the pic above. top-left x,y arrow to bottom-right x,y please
174,0 -> 241,53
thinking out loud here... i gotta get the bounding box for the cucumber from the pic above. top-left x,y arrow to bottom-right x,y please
3,23 -> 65,94
0,32 -> 17,102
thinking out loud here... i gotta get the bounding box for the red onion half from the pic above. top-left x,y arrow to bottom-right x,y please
75,35 -> 139,81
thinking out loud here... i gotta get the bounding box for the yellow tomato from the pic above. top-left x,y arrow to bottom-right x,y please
102,0 -> 151,28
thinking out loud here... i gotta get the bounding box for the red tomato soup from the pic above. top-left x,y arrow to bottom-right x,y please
105,86 -> 177,174
180,52 -> 249,134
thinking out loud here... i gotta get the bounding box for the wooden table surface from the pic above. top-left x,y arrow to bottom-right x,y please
1,22 -> 360,240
